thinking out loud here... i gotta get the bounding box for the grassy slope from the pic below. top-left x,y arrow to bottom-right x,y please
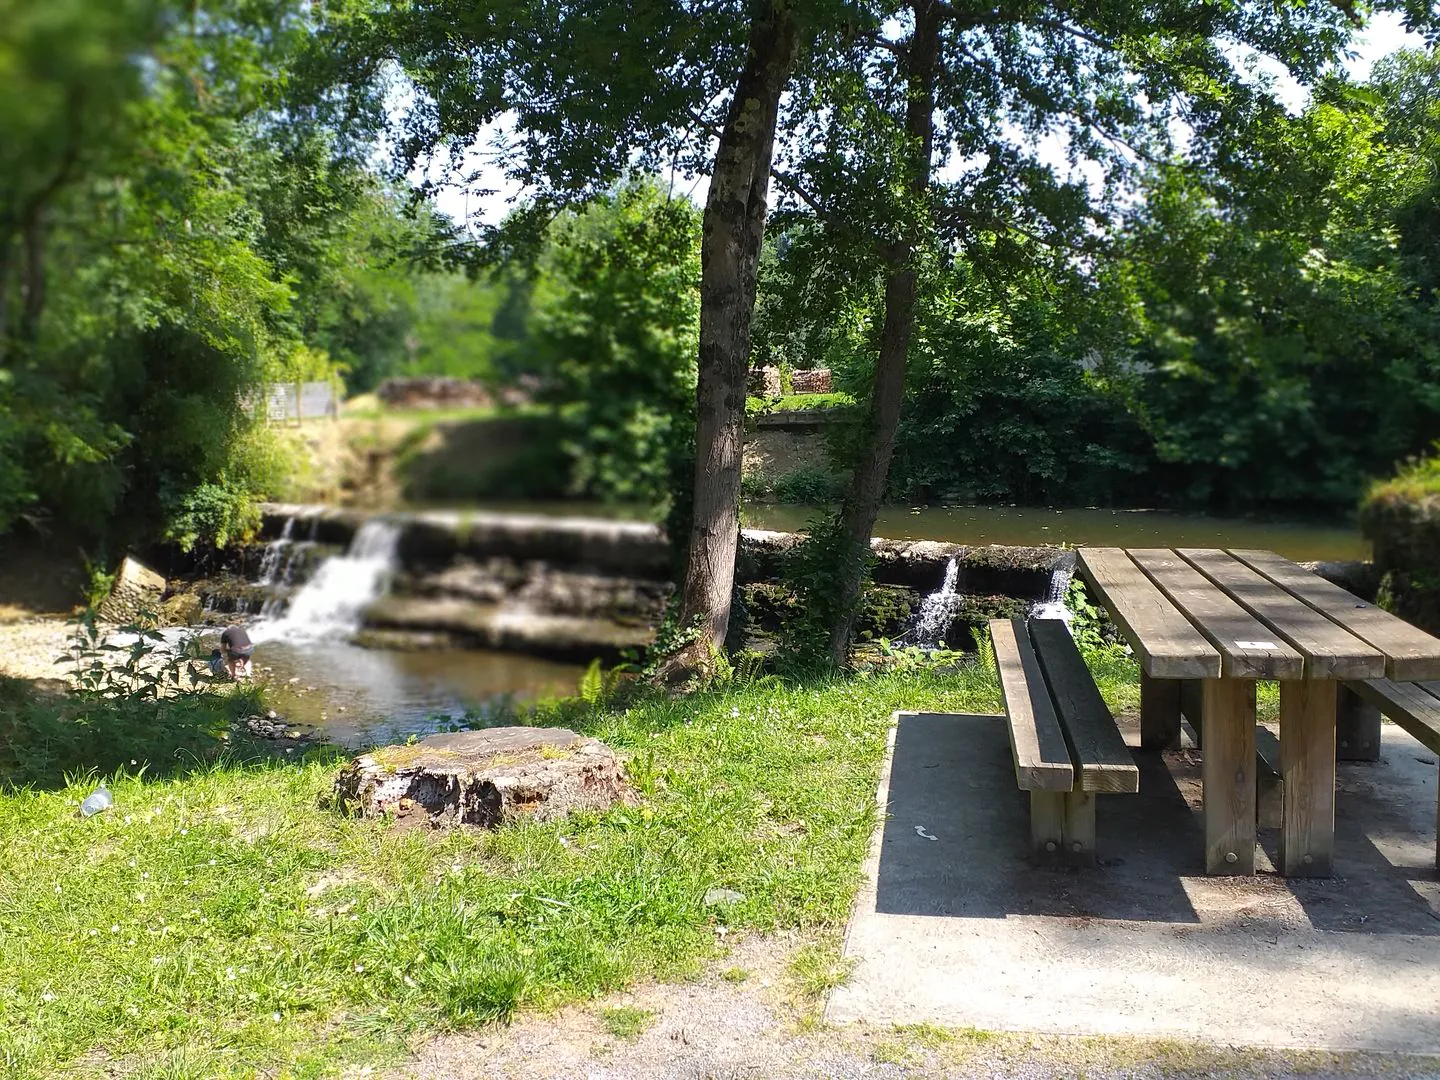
1,663 -> 1018,1078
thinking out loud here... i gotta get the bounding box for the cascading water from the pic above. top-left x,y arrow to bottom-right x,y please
1030,562 -> 1075,623
257,517 -> 296,585
910,557 -> 964,647
254,519 -> 401,643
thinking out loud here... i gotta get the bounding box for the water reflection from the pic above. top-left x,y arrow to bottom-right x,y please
247,642 -> 584,747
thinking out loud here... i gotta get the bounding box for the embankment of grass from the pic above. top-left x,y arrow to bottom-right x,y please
0,663 -> 1006,1078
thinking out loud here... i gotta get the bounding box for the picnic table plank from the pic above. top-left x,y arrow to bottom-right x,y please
1346,678 -> 1440,755
1230,549 -> 1440,681
1178,549 -> 1385,681
989,618 -> 1074,792
1029,619 -> 1140,794
1075,548 -> 1221,680
1128,549 -> 1305,680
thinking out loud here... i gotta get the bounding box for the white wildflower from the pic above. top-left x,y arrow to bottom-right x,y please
40,991 -> 55,1003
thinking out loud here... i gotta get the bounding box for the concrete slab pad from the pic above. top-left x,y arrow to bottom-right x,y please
828,712 -> 1440,1052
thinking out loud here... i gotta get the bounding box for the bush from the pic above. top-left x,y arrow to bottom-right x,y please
770,467 -> 846,504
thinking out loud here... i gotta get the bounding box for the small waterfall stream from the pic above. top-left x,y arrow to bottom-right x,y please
1030,563 -> 1075,623
256,517 -> 296,586
253,519 -> 401,643
911,557 -> 964,647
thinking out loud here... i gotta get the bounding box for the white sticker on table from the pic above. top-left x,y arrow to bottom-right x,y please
1235,640 -> 1278,649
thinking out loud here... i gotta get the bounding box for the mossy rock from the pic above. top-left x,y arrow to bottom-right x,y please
1359,485 -> 1440,634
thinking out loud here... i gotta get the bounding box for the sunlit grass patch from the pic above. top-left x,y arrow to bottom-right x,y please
598,1005 -> 655,1040
0,664 -> 1000,1077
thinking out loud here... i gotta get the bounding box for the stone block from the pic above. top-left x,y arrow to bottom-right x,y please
98,556 -> 167,624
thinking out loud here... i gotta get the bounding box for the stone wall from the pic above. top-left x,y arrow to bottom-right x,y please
99,557 -> 167,624
747,367 -> 834,397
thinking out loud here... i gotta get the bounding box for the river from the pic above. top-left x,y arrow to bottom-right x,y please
434,500 -> 1368,562
230,500 -> 1366,748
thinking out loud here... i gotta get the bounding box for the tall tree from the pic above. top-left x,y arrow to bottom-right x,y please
675,2 -> 800,661
776,0 -> 1434,666
340,0 -> 820,662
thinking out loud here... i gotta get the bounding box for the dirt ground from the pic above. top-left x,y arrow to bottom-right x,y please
395,931 -> 1440,1080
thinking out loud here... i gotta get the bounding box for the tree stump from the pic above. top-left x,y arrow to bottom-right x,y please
332,727 -> 634,828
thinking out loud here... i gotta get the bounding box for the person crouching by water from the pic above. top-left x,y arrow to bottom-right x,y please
219,625 -> 254,679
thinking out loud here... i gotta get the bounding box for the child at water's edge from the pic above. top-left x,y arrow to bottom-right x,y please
219,625 -> 253,679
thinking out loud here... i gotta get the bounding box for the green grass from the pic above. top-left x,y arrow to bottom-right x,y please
0,664 -> 1004,1078
598,1005 -> 654,1040
1362,443 -> 1440,505
746,392 -> 855,415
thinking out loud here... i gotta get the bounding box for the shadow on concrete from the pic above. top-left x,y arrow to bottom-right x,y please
874,712 -> 1203,923
1266,736 -> 1440,936
874,712 -> 1440,935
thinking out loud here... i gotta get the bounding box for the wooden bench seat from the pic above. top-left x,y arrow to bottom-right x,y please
1342,677 -> 1440,867
991,618 -> 1139,865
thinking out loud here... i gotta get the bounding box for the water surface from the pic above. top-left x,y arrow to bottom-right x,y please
742,505 -> 1367,562
402,499 -> 1366,562
246,642 -> 585,748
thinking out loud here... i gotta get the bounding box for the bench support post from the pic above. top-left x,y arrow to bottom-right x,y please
1140,672 -> 1181,751
1064,789 -> 1097,867
1335,684 -> 1381,762
1202,679 -> 1256,875
1180,679 -> 1203,749
1029,791 -> 1065,862
1279,679 -> 1337,877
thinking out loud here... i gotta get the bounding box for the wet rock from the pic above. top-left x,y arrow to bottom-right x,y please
99,557 -> 166,623
1300,560 -> 1380,603
363,596 -> 653,662
235,713 -> 315,741
333,727 -> 635,828
157,591 -> 204,627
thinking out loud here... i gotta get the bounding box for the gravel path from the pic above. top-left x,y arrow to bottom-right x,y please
396,934 -> 1440,1080
0,617 -> 76,684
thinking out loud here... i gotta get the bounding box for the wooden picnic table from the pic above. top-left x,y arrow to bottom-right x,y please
1075,547 -> 1440,878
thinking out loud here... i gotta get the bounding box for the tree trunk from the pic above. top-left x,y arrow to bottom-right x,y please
673,2 -> 799,662
825,0 -> 941,667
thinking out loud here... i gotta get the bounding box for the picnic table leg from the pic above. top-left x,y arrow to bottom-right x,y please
1334,684 -> 1381,762
1063,789 -> 1097,867
1180,679 -> 1203,749
1202,679 -> 1256,875
1140,672 -> 1181,751
1279,679 -> 1337,877
1030,791 -> 1065,862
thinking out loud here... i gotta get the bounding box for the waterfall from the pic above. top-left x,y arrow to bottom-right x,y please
257,517 -> 296,586
254,519 -> 401,643
911,557 -> 964,648
1030,563 -> 1075,623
